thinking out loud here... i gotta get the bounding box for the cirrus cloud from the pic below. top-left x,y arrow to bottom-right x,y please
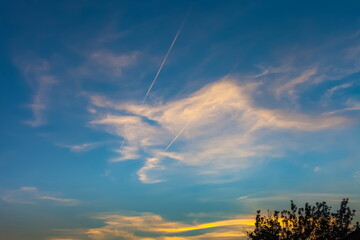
89,78 -> 349,183
0,186 -> 79,206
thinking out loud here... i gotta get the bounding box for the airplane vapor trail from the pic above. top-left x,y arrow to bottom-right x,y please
120,137 -> 126,149
164,118 -> 193,151
142,13 -> 188,104
164,61 -> 240,151
120,12 -> 189,149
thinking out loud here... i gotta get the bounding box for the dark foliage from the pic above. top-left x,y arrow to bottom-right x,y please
247,198 -> 360,240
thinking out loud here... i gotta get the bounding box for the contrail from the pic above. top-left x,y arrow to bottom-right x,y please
164,61 -> 240,152
120,11 -> 190,149
165,118 -> 193,151
143,14 -> 188,104
120,137 -> 126,149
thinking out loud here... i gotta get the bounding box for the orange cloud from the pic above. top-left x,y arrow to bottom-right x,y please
155,218 -> 254,233
56,212 -> 255,240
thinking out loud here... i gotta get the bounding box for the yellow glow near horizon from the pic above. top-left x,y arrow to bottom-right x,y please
155,218 -> 255,233
47,238 -> 82,240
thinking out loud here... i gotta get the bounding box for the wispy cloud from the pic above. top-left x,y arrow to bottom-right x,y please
50,212 -> 253,240
89,78 -> 348,183
0,186 -> 38,204
354,171 -> 360,182
90,50 -> 138,77
325,82 -> 354,98
249,64 -> 293,78
234,192 -> 360,216
275,68 -> 317,99
236,192 -> 360,206
75,50 -> 139,78
37,196 -> 78,204
137,157 -> 165,183
57,141 -> 109,152
17,59 -> 57,127
47,238 -> 82,240
0,186 -> 79,206
325,99 -> 360,115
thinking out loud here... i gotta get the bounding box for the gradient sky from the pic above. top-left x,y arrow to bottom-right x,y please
1,1 -> 360,239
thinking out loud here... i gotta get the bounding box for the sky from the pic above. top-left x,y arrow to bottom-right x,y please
1,0 -> 360,239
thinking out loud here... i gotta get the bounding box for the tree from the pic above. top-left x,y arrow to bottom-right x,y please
247,198 -> 360,240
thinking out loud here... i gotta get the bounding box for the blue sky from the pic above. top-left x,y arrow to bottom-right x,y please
1,0 -> 360,239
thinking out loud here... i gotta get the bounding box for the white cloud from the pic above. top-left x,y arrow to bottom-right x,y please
137,157 -> 165,183
112,145 -> 141,162
90,78 -> 348,183
237,196 -> 248,200
0,186 -> 79,206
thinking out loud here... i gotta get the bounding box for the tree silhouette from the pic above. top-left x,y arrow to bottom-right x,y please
247,198 -> 360,240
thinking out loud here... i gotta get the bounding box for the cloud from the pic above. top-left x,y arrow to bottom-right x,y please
234,192 -> 360,217
36,108 -> 357,235
75,50 -> 139,78
321,82 -> 355,108
275,68 -> 317,98
137,157 -> 164,183
0,186 -> 79,206
325,99 -> 360,115
57,141 -> 109,152
325,82 -> 354,98
354,171 -> 360,182
249,64 -> 293,78
237,196 -> 248,200
47,238 -> 82,240
237,192 -> 360,206
17,59 -> 57,127
89,78 -> 348,183
0,186 -> 38,204
50,212 -> 253,240
37,196 -> 79,204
